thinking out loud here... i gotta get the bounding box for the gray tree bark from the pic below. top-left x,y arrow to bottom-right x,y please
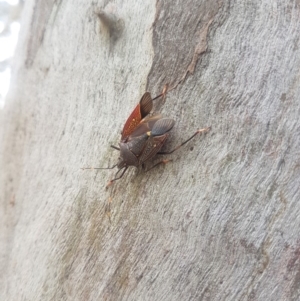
1,0 -> 300,300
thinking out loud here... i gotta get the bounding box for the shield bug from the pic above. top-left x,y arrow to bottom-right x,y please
82,91 -> 210,186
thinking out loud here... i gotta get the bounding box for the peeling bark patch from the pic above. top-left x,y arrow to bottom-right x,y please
148,0 -> 224,91
186,18 -> 213,75
176,18 -> 214,88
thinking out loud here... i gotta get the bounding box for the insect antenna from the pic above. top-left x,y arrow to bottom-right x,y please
110,145 -> 120,151
81,163 -> 118,170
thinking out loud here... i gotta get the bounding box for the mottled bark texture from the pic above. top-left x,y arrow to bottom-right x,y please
1,0 -> 300,300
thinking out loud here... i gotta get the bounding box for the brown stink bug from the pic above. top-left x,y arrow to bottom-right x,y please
82,91 -> 210,186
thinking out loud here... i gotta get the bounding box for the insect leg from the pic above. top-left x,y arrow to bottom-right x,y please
145,159 -> 173,172
157,127 -> 211,155
106,167 -> 128,187
152,84 -> 169,101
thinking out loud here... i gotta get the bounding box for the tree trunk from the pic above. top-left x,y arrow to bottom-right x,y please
1,0 -> 300,300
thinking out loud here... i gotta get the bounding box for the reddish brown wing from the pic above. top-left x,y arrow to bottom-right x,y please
121,92 -> 153,141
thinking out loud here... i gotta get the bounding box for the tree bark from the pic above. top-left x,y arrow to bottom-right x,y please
1,0 -> 300,300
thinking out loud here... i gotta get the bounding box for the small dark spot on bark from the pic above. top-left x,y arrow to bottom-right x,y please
136,274 -> 143,282
96,9 -> 124,42
280,93 -> 286,101
190,146 -> 194,151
